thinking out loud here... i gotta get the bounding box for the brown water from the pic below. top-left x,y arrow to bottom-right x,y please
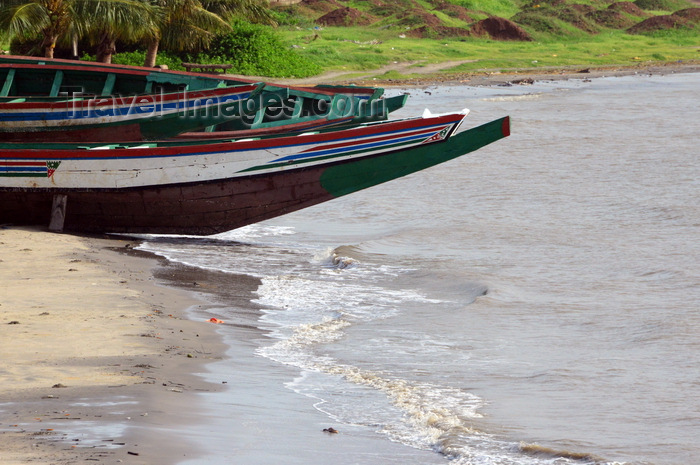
140,72 -> 700,465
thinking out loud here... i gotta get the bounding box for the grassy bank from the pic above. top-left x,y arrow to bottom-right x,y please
277,26 -> 698,79
265,0 -> 699,79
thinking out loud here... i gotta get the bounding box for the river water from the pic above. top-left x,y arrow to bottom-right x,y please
138,72 -> 700,465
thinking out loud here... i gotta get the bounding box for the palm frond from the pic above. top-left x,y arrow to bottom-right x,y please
201,0 -> 276,26
72,0 -> 159,41
0,2 -> 51,39
157,0 -> 231,52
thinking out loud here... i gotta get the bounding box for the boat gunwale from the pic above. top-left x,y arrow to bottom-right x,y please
0,55 -> 381,97
0,118 -> 484,193
0,83 -> 263,111
0,113 -> 466,159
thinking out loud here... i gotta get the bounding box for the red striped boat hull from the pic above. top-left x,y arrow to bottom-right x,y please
0,113 -> 511,234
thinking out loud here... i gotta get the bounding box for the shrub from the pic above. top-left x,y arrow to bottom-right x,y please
80,51 -> 186,70
114,51 -> 184,70
193,21 -> 321,78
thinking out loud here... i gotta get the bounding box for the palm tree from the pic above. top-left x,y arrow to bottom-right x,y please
142,0 -> 276,68
143,0 -> 227,67
0,0 -> 274,65
73,0 -> 159,63
0,0 -> 73,58
143,0 -> 228,67
0,0 -> 158,61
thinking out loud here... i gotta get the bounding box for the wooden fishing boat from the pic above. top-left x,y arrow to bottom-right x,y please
174,93 -> 408,141
0,55 -> 405,141
0,77 -> 264,142
0,111 -> 510,235
199,92 -> 407,136
175,115 -> 358,140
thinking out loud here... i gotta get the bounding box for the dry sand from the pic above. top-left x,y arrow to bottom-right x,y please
0,227 -> 229,464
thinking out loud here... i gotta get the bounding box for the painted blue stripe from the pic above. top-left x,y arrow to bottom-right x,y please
273,131 -> 435,163
0,121 -> 455,161
0,92 -> 251,123
0,166 -> 45,172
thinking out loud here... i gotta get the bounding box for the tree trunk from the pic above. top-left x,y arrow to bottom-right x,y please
42,34 -> 58,59
96,31 -> 116,64
72,34 -> 79,60
144,39 -> 160,68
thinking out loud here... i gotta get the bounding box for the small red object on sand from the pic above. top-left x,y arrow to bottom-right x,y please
208,318 -> 224,324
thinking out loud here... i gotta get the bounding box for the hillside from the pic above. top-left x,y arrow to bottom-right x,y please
257,0 -> 699,80
271,0 -> 699,41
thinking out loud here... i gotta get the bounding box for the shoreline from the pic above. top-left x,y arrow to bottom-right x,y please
245,60 -> 700,87
1,227 -> 453,465
0,227 -> 250,464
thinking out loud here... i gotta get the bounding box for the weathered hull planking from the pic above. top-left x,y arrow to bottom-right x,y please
0,113 -> 510,235
0,56 -> 403,142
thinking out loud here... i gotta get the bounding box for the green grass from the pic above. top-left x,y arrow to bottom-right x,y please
452,0 -> 522,17
279,26 -> 699,77
430,10 -> 471,27
633,0 -> 690,10
270,0 -> 697,78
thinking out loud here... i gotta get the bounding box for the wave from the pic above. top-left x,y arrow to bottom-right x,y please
314,246 -> 361,270
214,224 -> 297,243
481,93 -> 546,102
519,442 -> 607,463
257,313 -> 487,452
259,312 -> 611,465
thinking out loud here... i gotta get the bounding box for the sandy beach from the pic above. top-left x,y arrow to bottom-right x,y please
1,227 -> 402,465
0,227 -> 235,464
